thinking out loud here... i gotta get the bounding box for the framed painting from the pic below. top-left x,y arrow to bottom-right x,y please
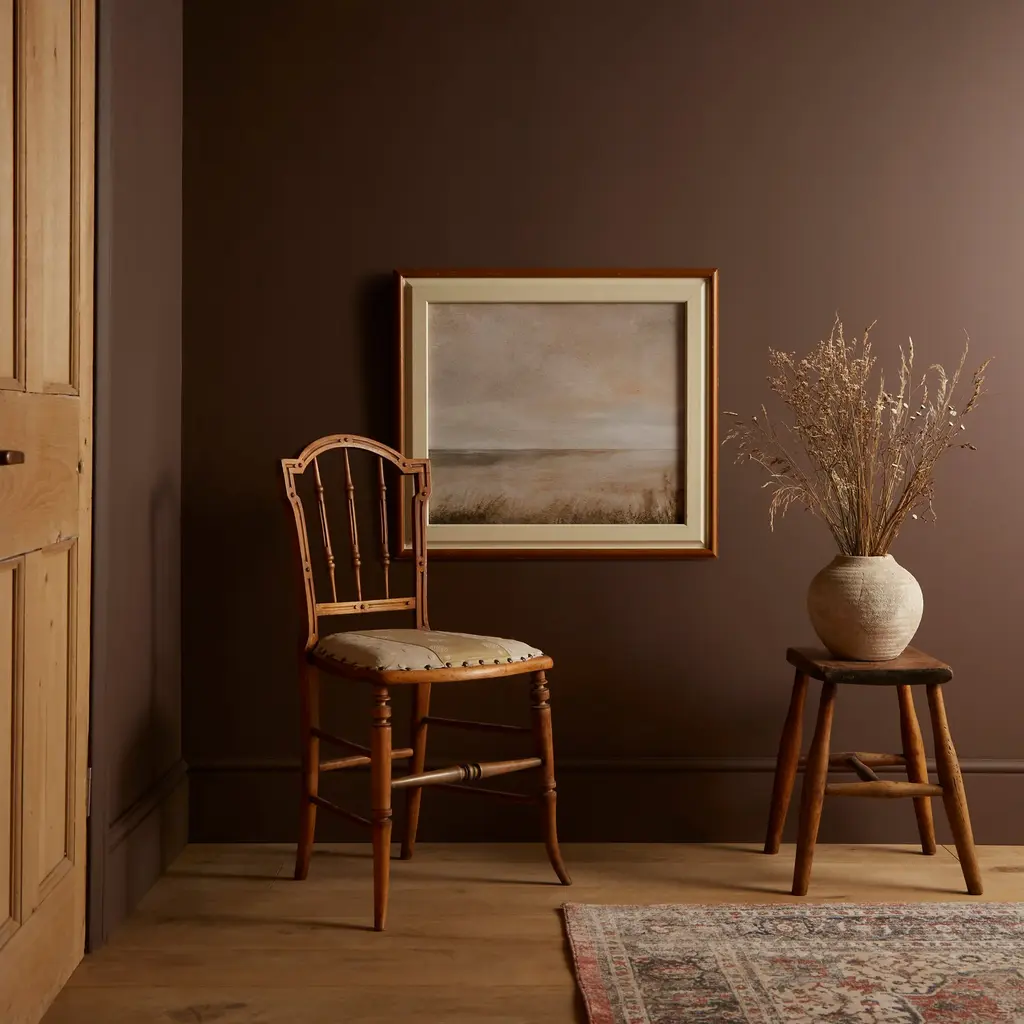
396,269 -> 718,558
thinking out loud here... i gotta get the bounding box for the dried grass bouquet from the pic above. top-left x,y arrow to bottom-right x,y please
724,317 -> 990,556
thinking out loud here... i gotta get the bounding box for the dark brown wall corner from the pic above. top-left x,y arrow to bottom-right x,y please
89,0 -> 185,951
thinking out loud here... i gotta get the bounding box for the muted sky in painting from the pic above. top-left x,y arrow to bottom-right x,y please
428,302 -> 679,450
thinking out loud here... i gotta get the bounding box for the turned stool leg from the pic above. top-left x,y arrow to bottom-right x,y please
530,671 -> 571,886
897,684 -> 936,855
764,670 -> 809,854
294,660 -> 319,881
792,681 -> 837,896
371,684 -> 394,930
926,683 -> 983,895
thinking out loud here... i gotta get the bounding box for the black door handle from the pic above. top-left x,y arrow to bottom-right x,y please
0,451 -> 25,465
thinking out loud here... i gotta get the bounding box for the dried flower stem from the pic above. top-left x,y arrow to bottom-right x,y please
724,317 -> 989,555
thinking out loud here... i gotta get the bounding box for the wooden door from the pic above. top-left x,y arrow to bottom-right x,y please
0,1 -> 95,1021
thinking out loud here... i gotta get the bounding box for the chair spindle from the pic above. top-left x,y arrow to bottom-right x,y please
378,457 -> 391,599
312,457 -> 338,602
343,448 -> 363,602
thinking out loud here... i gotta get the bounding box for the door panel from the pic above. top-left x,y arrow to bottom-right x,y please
0,557 -> 21,942
24,0 -> 73,394
0,1 -> 94,1021
36,542 -> 74,890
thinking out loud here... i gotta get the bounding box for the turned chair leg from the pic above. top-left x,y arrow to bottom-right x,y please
530,671 -> 571,886
792,681 -> 837,896
897,684 -> 936,855
371,684 -> 394,930
294,660 -> 319,881
401,683 -> 431,861
927,683 -> 983,895
764,670 -> 809,854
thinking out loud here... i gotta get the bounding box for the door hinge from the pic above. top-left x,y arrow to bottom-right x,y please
87,766 -> 92,818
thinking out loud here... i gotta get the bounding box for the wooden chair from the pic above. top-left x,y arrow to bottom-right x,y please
280,434 -> 572,930
764,646 -> 982,897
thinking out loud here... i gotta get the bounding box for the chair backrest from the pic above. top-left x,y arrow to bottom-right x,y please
281,434 -> 431,650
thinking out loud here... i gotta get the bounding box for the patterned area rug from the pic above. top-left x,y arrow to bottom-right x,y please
564,901 -> 1024,1023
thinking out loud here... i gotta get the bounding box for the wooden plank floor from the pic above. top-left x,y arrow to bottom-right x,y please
44,843 -> 1024,1023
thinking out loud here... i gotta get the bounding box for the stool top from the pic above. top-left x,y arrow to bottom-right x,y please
787,646 -> 952,686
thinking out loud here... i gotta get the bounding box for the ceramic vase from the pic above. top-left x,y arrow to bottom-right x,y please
807,554 -> 923,661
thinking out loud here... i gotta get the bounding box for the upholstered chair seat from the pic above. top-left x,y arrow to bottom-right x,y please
315,629 -> 543,672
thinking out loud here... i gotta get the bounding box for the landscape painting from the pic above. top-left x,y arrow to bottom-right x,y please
398,270 -> 717,557
426,302 -> 682,525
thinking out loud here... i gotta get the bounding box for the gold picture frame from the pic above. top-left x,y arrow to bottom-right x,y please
397,269 -> 718,558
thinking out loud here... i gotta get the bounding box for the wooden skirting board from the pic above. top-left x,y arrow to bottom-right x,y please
106,759 -> 189,852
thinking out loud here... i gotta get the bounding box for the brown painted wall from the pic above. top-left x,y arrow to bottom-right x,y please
183,0 -> 1024,844
89,0 -> 185,950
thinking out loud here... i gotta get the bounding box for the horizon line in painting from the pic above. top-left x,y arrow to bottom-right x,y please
428,447 -> 684,526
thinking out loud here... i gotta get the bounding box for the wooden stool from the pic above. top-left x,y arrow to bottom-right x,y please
764,646 -> 983,897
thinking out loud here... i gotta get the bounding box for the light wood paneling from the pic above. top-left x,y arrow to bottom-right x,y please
0,1 -> 14,386
35,843 -> 1024,1023
23,0 -> 73,394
